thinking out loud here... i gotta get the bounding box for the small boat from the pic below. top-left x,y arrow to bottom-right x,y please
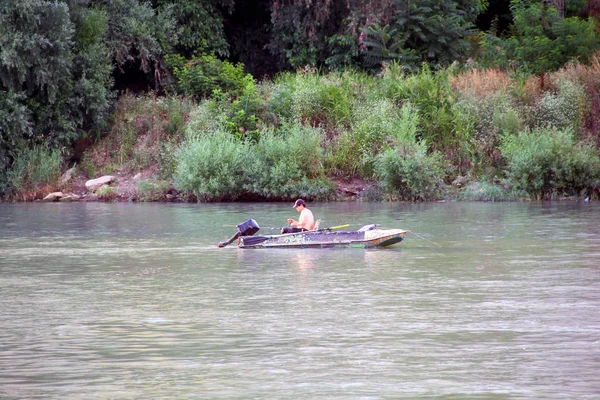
238,227 -> 407,249
218,219 -> 408,249
218,219 -> 407,249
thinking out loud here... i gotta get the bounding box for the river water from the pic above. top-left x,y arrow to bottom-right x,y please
0,202 -> 599,399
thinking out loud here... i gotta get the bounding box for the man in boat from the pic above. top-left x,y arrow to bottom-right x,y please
281,199 -> 315,234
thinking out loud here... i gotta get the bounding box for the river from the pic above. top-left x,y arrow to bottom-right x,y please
0,202 -> 599,399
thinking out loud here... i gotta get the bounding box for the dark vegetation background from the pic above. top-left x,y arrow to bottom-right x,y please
1,0 -> 600,201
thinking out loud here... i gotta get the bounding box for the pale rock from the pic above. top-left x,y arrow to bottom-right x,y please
85,175 -> 115,191
133,173 -> 142,181
43,192 -> 63,201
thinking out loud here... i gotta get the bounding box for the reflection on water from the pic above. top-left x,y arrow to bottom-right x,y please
1,202 -> 599,399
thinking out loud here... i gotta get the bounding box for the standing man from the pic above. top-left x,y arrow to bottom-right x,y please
281,199 -> 315,234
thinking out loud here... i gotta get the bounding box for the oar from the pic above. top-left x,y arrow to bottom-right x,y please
407,230 -> 442,247
317,224 -> 349,231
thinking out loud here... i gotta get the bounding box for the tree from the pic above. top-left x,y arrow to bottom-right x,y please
155,0 -> 233,57
0,0 -> 181,196
359,23 -> 418,68
478,0 -> 600,72
392,0 -> 486,64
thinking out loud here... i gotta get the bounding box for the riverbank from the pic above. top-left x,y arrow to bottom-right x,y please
5,60 -> 600,203
35,170 -> 597,203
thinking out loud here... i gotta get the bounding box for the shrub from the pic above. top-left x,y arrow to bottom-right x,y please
251,123 -> 331,199
137,179 -> 171,201
332,100 -> 419,177
265,82 -> 294,121
174,129 -> 253,201
5,145 -> 62,200
533,78 -> 588,131
453,92 -> 521,176
501,127 -> 600,199
290,72 -> 351,128
458,181 -> 510,202
212,81 -> 263,141
165,53 -> 252,99
382,65 -> 457,150
185,101 -> 223,140
173,122 -> 334,201
374,142 -> 444,201
0,90 -> 34,196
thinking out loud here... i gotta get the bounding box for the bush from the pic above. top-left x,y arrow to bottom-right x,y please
96,184 -> 117,201
453,92 -> 522,175
250,123 -> 332,199
137,179 -> 171,201
174,129 -> 253,200
533,78 -> 587,131
211,81 -> 263,141
173,122 -> 335,201
165,53 -> 253,99
458,181 -> 510,202
4,145 -> 62,200
332,101 -> 419,177
501,127 -> 600,199
289,71 -> 351,128
382,65 -> 457,151
374,142 -> 444,201
184,101 -> 223,140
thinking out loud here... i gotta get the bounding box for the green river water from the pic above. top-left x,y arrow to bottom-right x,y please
0,202 -> 599,399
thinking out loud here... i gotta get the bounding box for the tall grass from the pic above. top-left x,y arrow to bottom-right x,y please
5,145 -> 62,200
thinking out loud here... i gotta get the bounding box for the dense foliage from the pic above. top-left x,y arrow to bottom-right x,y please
1,0 -> 600,201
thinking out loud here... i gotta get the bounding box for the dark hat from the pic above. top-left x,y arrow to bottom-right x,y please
293,199 -> 306,208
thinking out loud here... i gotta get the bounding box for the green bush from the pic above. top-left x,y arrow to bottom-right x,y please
174,129 -> 253,200
4,145 -> 62,199
137,179 -> 171,201
453,92 -> 521,175
212,81 -> 263,141
374,142 -> 444,201
381,65 -> 456,150
96,184 -> 117,201
501,127 -> 600,199
534,78 -> 587,131
332,100 -> 419,177
173,122 -> 334,201
290,72 -> 351,128
265,82 -> 294,121
458,181 -> 510,202
165,53 -> 253,99
251,123 -> 331,199
185,101 -> 223,140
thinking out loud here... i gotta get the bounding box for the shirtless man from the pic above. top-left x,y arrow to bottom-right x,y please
281,199 -> 315,234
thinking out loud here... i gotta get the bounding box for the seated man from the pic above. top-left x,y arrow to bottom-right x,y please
281,199 -> 315,234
